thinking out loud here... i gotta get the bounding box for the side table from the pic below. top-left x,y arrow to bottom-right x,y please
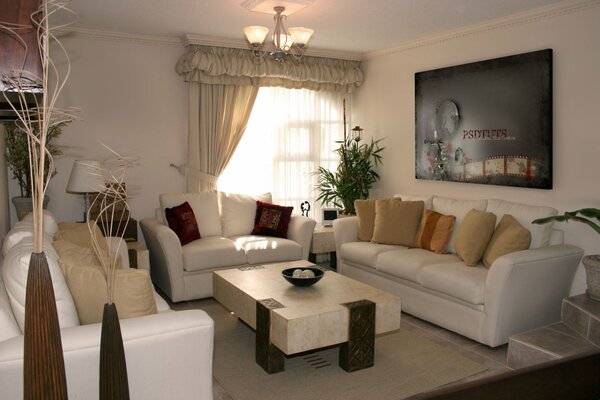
127,241 -> 150,272
309,224 -> 336,269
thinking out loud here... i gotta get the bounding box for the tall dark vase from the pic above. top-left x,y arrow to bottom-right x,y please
100,303 -> 130,400
24,252 -> 68,400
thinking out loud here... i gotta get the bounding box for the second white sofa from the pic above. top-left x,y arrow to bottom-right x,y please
333,195 -> 583,347
141,191 -> 316,302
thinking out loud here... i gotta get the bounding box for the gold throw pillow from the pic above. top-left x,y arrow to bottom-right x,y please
355,199 -> 381,241
372,199 -> 424,247
483,214 -> 532,268
454,209 -> 497,266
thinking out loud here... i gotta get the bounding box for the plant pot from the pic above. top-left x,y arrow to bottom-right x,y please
12,196 -> 50,221
100,303 -> 130,400
583,255 -> 600,301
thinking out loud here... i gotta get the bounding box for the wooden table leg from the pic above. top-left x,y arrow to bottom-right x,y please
339,299 -> 375,372
255,298 -> 285,374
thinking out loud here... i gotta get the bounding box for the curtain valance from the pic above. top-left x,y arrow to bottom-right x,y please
175,45 -> 363,93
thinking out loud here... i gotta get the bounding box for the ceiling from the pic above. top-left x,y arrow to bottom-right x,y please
63,0 -> 565,54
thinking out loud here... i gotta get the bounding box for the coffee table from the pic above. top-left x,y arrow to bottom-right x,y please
213,260 -> 401,374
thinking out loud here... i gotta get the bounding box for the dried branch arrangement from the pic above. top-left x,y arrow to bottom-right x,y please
1,0 -> 78,251
85,149 -> 139,303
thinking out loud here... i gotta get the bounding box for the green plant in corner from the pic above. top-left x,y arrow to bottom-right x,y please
314,136 -> 385,215
5,120 -> 65,197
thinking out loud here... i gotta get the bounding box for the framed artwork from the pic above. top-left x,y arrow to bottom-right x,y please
415,49 -> 553,189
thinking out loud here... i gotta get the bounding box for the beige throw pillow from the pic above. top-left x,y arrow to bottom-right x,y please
56,222 -> 109,253
355,199 -> 380,241
483,214 -> 532,268
454,209 -> 497,266
371,200 -> 424,247
63,263 -> 157,325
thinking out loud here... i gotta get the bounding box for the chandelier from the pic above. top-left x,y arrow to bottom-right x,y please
243,6 -> 314,62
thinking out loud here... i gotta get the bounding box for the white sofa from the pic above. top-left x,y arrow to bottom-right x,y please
0,215 -> 214,400
141,192 -> 316,302
333,195 -> 584,347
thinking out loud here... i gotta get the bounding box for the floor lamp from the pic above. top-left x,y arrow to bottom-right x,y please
66,160 -> 105,222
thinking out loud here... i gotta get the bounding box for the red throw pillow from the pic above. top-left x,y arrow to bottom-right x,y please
165,202 -> 201,245
252,201 -> 293,238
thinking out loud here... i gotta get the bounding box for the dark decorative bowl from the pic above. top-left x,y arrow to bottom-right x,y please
282,267 -> 324,287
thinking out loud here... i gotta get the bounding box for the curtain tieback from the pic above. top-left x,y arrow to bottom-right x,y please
169,163 -> 218,184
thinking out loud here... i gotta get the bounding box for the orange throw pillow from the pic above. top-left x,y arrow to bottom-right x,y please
417,210 -> 456,254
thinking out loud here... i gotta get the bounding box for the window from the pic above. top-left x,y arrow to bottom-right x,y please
218,87 -> 349,219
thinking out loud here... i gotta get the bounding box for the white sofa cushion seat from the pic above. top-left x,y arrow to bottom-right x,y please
232,235 -> 302,264
182,237 -> 246,272
341,242 -> 401,267
376,249 -> 460,284
0,273 -> 21,342
419,262 -> 488,305
486,199 -> 557,249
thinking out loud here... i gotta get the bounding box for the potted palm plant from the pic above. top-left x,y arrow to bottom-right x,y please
5,120 -> 65,219
533,208 -> 600,301
315,135 -> 384,215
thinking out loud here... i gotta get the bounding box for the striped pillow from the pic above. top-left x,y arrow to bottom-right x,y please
417,209 -> 456,254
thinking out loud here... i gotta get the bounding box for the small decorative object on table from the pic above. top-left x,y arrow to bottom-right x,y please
282,267 -> 324,287
300,201 -> 310,217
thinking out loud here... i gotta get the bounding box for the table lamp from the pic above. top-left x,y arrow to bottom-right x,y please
66,160 -> 105,221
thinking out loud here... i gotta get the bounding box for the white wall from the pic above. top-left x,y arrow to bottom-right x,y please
7,34 -> 188,238
354,5 -> 600,295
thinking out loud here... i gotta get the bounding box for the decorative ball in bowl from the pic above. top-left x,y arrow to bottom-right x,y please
282,267 -> 324,287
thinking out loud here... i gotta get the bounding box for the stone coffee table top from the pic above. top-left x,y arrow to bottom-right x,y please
213,260 -> 401,356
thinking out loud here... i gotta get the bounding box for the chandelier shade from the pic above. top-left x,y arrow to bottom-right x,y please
243,6 -> 313,62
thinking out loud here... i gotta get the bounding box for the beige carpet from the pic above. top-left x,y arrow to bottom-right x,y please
205,302 -> 487,400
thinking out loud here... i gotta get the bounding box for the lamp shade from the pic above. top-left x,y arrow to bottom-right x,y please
244,26 -> 269,44
289,27 -> 313,45
66,160 -> 105,193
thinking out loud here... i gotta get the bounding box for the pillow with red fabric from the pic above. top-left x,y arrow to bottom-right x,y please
165,201 -> 201,245
252,201 -> 293,238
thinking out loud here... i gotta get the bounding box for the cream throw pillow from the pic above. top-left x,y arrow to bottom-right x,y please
355,199 -> 380,241
372,200 -> 424,247
63,262 -> 157,325
483,214 -> 532,268
54,239 -> 121,272
56,222 -> 109,253
454,209 -> 497,266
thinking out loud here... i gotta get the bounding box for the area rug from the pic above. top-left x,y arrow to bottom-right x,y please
204,302 -> 487,400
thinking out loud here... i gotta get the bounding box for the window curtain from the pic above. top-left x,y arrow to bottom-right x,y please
186,83 -> 258,192
218,87 -> 348,219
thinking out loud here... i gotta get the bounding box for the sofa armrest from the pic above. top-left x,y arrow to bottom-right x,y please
483,244 -> 583,347
332,216 -> 358,255
287,215 -> 317,260
0,310 -> 214,400
140,218 -> 185,302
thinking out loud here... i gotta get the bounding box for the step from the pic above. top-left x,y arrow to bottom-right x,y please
507,322 -> 597,369
561,294 -> 600,347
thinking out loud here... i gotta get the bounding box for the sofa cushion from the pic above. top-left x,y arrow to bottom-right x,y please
355,199 -> 378,241
372,199 -> 424,247
2,241 -> 79,332
483,214 -> 532,268
54,239 -> 121,272
341,241 -> 402,267
376,249 -> 460,283
0,272 -> 21,340
455,209 -> 497,266
165,201 -> 201,245
232,235 -> 302,264
55,222 -> 110,254
160,192 -> 222,237
417,210 -> 456,254
393,194 -> 434,209
420,262 -> 488,305
252,201 -> 293,238
486,199 -> 557,249
22,209 -> 59,236
219,192 -> 272,237
432,197 -> 488,253
182,236 -> 246,272
62,263 -> 157,325
1,220 -> 53,256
